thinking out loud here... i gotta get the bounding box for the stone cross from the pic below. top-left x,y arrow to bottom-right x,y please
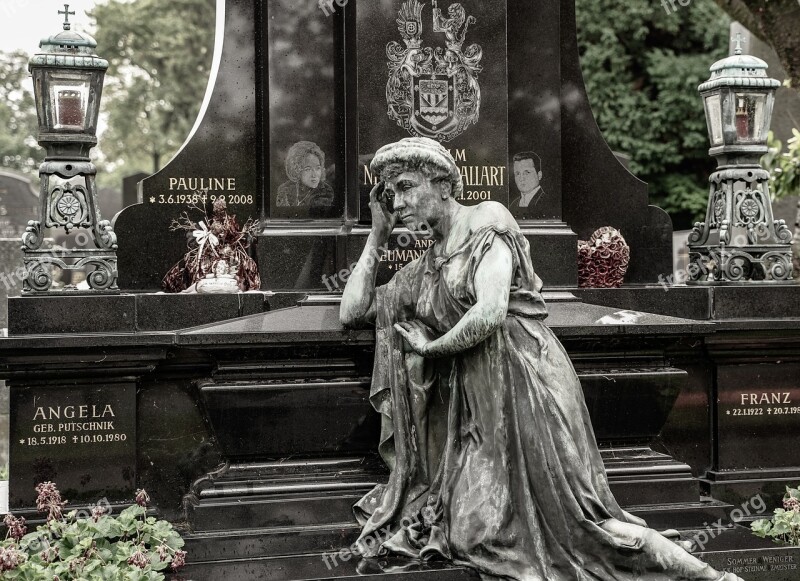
59,4 -> 76,30
732,32 -> 746,55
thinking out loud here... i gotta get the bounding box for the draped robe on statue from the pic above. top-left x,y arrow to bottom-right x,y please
353,212 -> 724,581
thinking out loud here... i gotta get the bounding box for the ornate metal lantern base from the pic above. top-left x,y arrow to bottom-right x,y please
21,161 -> 118,293
687,166 -> 793,284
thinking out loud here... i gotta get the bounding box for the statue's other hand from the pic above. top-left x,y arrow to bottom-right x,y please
394,321 -> 435,356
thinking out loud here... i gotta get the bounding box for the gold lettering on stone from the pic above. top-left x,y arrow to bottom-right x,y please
168,177 -> 237,191
32,404 -> 116,421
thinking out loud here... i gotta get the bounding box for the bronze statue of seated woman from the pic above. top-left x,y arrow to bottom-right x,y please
340,137 -> 743,581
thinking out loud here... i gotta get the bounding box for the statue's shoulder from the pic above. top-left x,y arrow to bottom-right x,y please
466,201 -> 518,233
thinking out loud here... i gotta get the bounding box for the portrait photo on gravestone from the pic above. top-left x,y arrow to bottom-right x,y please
1,0 -> 800,580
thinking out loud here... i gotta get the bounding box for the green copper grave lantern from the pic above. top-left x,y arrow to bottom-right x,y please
687,36 -> 793,284
22,4 -> 118,292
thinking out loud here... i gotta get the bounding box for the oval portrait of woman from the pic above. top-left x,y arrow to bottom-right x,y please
274,140 -> 336,219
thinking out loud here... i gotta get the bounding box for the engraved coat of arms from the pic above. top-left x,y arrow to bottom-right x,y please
386,0 -> 483,142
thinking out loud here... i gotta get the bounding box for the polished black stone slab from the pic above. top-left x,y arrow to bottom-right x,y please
712,284 -> 800,319
8,294 -> 137,335
7,292 -> 275,335
199,379 -> 380,458
508,0 -> 562,221
265,1 -> 343,221
9,381 -> 136,507
575,286 -> 712,321
715,363 -> 800,472
258,227 -> 342,291
135,292 -> 269,332
115,0 -> 260,292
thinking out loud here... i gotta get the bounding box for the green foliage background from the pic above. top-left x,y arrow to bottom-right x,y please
0,50 -> 41,175
90,0 -> 215,188
575,0 -> 731,229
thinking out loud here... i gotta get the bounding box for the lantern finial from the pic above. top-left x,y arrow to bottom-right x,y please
58,4 -> 76,31
732,32 -> 746,56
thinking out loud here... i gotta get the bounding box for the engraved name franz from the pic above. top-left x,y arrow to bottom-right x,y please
739,392 -> 792,405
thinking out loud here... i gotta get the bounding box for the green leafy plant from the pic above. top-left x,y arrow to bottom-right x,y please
751,485 -> 800,546
762,129 -> 800,201
0,464 -> 8,480
1,483 -> 187,580
762,130 -> 800,277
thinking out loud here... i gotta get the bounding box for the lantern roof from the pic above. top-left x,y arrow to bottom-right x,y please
29,6 -> 108,71
699,44 -> 780,93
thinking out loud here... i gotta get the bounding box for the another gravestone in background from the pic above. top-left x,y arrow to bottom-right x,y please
0,171 -> 38,479
115,0 -> 259,291
0,170 -> 38,240
97,187 -> 123,223
121,172 -> 150,210
0,170 -> 39,325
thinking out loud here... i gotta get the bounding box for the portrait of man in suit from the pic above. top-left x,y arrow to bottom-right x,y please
511,151 -> 545,209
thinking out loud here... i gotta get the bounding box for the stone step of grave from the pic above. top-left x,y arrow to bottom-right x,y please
188,489 -> 372,532
167,552 -> 479,581
168,527 -> 800,581
701,468 -> 800,508
627,499 -> 734,531
183,522 -> 362,563
186,457 -> 383,532
187,450 -> 704,533
601,446 -> 699,506
219,457 -> 387,480
183,502 -> 736,563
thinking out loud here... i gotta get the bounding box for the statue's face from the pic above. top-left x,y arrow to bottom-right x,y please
299,154 -> 323,189
385,170 -> 446,230
513,158 -> 540,195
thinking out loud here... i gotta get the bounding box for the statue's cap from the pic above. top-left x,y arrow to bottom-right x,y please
371,137 -> 463,198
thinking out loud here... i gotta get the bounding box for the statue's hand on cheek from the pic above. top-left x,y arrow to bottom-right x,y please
369,181 -> 397,241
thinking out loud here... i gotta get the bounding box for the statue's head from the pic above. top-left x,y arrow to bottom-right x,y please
370,137 -> 463,229
285,141 -> 326,189
371,137 -> 463,199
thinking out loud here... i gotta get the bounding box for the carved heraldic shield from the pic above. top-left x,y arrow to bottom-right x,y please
386,0 -> 483,142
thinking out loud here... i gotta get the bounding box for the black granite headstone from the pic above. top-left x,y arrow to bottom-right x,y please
114,0 -> 673,291
114,0 -> 259,291
9,382 -> 136,507
716,364 -> 800,471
